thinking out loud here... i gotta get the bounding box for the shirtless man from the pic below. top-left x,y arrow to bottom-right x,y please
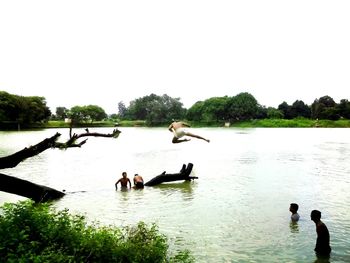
133,174 -> 144,189
311,210 -> 331,257
168,121 -> 210,143
115,172 -> 132,189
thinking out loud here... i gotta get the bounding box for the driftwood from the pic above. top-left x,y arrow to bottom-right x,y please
145,163 -> 197,186
0,128 -> 121,202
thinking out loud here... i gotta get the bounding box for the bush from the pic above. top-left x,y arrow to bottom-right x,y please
0,201 -> 194,263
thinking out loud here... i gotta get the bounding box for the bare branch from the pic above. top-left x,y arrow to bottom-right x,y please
0,132 -> 61,169
0,127 -> 121,202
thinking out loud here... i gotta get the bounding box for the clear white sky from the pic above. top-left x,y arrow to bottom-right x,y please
1,0 -> 349,114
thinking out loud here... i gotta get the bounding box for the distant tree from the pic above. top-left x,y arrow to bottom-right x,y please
109,113 -> 118,121
318,95 -> 336,107
69,106 -> 86,123
278,102 -> 292,119
337,99 -> 350,119
85,105 -> 107,123
227,92 -> 258,121
0,92 -> 50,129
311,95 -> 338,120
69,105 -> 107,124
161,94 -> 187,122
267,107 -> 284,119
186,101 -> 205,121
126,94 -> 185,125
202,97 -> 230,122
55,107 -> 69,120
0,91 -> 17,121
256,105 -> 268,119
290,100 -> 311,118
117,101 -> 127,119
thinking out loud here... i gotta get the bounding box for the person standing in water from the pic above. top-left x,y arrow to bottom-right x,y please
115,172 -> 132,189
311,210 -> 331,257
133,174 -> 144,189
168,121 -> 210,143
289,203 -> 300,222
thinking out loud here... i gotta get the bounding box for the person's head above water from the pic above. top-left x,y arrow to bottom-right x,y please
290,203 -> 299,213
311,210 -> 321,221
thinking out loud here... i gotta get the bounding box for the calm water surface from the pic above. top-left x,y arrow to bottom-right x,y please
1,128 -> 349,262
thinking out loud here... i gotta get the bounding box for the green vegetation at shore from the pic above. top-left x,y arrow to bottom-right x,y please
40,119 -> 350,129
0,201 -> 194,263
229,118 -> 350,128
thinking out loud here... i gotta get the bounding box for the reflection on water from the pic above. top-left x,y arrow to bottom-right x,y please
154,181 -> 195,201
1,128 -> 350,262
289,221 -> 300,233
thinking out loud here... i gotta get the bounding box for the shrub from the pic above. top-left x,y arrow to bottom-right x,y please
0,201 -> 194,263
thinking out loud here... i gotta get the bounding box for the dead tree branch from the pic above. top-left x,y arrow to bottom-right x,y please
0,128 -> 121,202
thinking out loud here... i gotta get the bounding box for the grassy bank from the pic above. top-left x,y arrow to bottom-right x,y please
229,118 -> 350,128
2,119 -> 350,130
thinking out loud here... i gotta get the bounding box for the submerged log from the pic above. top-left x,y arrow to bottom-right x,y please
144,163 -> 197,186
0,173 -> 65,202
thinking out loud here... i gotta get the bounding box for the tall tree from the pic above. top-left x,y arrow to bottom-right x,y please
228,92 -> 258,121
186,101 -> 205,121
117,101 -> 127,119
311,95 -> 338,120
202,97 -> 230,122
290,100 -> 311,118
278,102 -> 291,119
55,107 -> 69,120
126,94 -> 185,125
337,99 -> 350,119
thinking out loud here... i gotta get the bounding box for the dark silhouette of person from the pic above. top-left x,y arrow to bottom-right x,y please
310,210 -> 331,257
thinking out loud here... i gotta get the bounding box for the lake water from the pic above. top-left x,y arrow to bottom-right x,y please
1,127 -> 349,262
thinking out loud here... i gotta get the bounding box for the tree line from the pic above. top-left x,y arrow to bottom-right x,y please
1,90 -> 350,127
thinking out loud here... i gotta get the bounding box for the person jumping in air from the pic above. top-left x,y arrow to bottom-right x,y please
168,121 -> 210,143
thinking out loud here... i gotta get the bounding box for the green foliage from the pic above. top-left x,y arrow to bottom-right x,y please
311,95 -> 339,120
0,201 -> 194,263
233,118 -> 315,128
55,107 -> 69,120
0,91 -> 51,125
187,92 -> 259,122
126,94 -> 186,125
267,107 -> 283,119
186,101 -> 205,121
69,105 -> 107,124
227,92 -> 258,121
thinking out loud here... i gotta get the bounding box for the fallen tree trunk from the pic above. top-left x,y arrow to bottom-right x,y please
0,173 -> 65,202
144,163 -> 197,186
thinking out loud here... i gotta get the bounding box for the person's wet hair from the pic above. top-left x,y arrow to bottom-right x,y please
290,203 -> 299,212
311,210 -> 321,219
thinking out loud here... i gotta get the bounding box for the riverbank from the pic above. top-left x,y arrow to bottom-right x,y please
2,118 -> 350,130
43,119 -> 350,128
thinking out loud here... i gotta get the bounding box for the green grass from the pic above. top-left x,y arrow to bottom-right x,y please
5,118 -> 350,130
229,118 -> 350,128
0,201 -> 194,263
